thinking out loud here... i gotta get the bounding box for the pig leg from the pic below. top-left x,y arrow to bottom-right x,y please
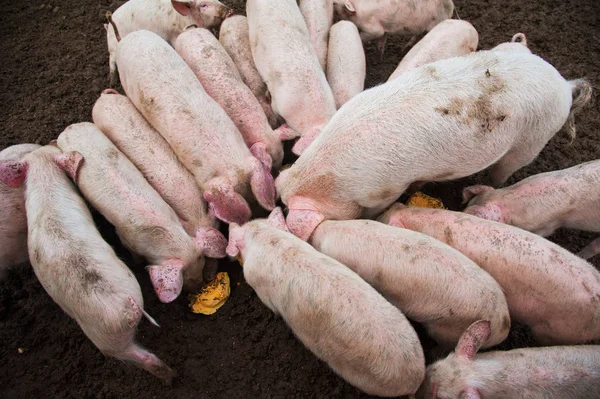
147,259 -> 185,303
116,344 -> 176,384
249,158 -> 276,211
202,258 -> 219,281
194,227 -> 228,258
377,33 -> 388,60
0,160 -> 28,188
488,143 -> 544,187
291,126 -> 323,155
109,53 -> 118,87
578,237 -> 600,260
204,177 -> 252,225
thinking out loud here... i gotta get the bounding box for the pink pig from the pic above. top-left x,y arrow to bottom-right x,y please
175,27 -> 285,170
417,320 -> 600,399
299,0 -> 334,71
463,159 -> 600,260
379,204 -> 600,345
226,208 -> 425,397
0,145 -> 174,382
116,30 -> 276,225
56,122 -> 227,303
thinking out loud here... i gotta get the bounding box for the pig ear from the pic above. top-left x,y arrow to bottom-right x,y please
194,227 -> 228,258
147,259 -> 185,303
460,387 -> 482,399
455,320 -> 491,360
275,123 -> 301,141
52,151 -> 84,182
291,126 -> 322,155
250,142 -> 273,171
462,185 -> 494,204
377,203 -> 407,227
267,207 -> 290,232
286,208 -> 324,241
249,158 -> 276,212
0,160 -> 28,188
464,204 -> 503,223
204,179 -> 251,225
171,0 -> 193,16
343,0 -> 356,13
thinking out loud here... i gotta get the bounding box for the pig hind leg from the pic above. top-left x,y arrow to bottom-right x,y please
109,343 -> 176,384
578,237 -> 600,260
488,142 -> 546,187
109,52 -> 118,86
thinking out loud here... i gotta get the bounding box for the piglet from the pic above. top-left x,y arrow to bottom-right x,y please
491,32 -> 531,54
0,145 -> 174,382
175,28 -> 284,170
379,204 -> 600,345
0,143 -> 40,270
227,208 -> 425,397
388,19 -> 478,81
309,219 -> 510,348
116,30 -> 276,225
327,21 -> 366,108
299,0 -> 334,71
417,320 -> 600,399
219,15 -> 278,128
56,122 -> 227,303
463,159 -> 600,260
247,0 -> 337,155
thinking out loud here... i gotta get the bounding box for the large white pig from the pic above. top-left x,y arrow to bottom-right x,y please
379,204 -> 600,345
175,28 -> 285,170
276,50 -> 592,241
417,320 -> 600,399
105,0 -> 231,85
388,19 -> 478,81
463,159 -> 600,260
299,0 -> 334,71
0,145 -> 174,382
309,219 -> 510,348
246,0 -> 337,155
226,208 -> 425,397
56,123 -> 227,303
116,30 -> 276,225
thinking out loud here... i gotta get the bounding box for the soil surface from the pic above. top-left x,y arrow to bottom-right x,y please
1,0 -> 599,398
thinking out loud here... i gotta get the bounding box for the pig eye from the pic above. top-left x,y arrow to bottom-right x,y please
200,3 -> 209,9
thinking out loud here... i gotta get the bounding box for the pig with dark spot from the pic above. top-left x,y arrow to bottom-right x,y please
463,159 -> 600,260
379,204 -> 600,345
299,0 -> 334,71
309,219 -> 510,348
226,208 -> 425,397
491,32 -> 531,54
0,145 -> 174,382
116,30 -> 276,225
417,320 -> 600,399
276,51 -> 592,241
56,122 -> 227,303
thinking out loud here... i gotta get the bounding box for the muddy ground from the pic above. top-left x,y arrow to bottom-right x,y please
1,0 -> 599,398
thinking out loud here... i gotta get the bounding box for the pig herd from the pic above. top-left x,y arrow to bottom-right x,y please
1,0 -> 599,397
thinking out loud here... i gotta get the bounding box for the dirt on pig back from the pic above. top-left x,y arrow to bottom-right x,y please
0,0 -> 599,398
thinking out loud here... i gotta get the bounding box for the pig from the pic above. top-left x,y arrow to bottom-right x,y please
175,28 -> 285,170
92,89 -> 217,237
327,21 -> 366,108
388,19 -> 478,81
299,0 -> 334,71
0,145 -> 174,382
226,208 -> 425,397
379,204 -> 600,345
462,159 -> 600,260
491,32 -> 531,54
0,143 -> 41,270
219,15 -> 278,128
276,50 -> 593,241
105,0 -> 231,86
309,219 -> 510,348
417,320 -> 600,399
56,122 -> 227,303
116,30 -> 276,225
247,0 -> 337,155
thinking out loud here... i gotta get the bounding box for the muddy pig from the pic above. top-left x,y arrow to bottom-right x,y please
226,208 -> 425,397
56,123 -> 227,303
379,204 -> 600,345
105,0 -> 231,85
247,0 -> 337,155
309,219 -> 510,348
463,159 -> 600,260
388,19 -> 478,81
327,21 -> 366,108
276,51 -> 593,241
116,30 -> 276,225
0,145 -> 174,382
219,15 -> 278,128
417,320 -> 600,399
175,27 -> 285,170
0,143 -> 40,271
299,0 -> 334,71
491,32 -> 531,54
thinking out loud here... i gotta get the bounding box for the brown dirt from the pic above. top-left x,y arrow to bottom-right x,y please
1,0 -> 599,398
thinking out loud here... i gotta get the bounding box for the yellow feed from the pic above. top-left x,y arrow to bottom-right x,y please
406,192 -> 445,209
189,272 -> 231,315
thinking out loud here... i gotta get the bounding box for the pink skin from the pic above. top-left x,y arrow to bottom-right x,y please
175,28 -> 284,170
379,204 -> 600,344
92,89 -> 216,236
417,320 -> 600,399
388,19 -> 479,81
298,0 -> 334,72
6,145 -> 174,383
277,51 -> 591,240
226,208 -> 425,397
56,122 -> 227,303
247,0 -> 337,155
116,30 -> 275,225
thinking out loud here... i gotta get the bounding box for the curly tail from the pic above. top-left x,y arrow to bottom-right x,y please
106,11 -> 121,42
564,78 -> 593,143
